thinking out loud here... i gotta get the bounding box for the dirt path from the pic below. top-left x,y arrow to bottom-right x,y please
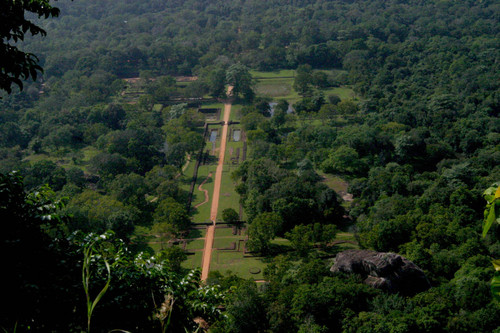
201,86 -> 233,281
194,173 -> 212,209
175,154 -> 191,179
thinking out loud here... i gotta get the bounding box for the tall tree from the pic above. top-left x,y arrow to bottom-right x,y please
247,212 -> 282,255
226,63 -> 255,101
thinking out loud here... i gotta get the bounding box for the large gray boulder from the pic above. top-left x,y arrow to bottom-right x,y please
330,249 -> 431,296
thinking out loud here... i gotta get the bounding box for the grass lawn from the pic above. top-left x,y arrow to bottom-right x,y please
215,168 -> 241,220
335,232 -> 356,242
270,237 -> 291,246
224,140 -> 244,165
229,104 -> 242,122
210,250 -> 266,280
190,164 -> 216,223
147,241 -> 166,253
23,153 -> 57,164
81,146 -> 100,161
186,227 -> 207,239
319,172 -> 349,193
182,251 -> 203,269
201,102 -> 224,123
252,69 -> 357,106
254,77 -> 300,102
250,69 -> 296,78
152,104 -> 163,112
181,157 -> 196,181
335,242 -> 359,250
322,86 -> 356,100
213,237 -> 240,249
185,239 -> 206,250
215,226 -> 239,237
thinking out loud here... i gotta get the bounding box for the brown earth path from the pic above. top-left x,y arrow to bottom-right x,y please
201,86 -> 233,281
193,173 -> 212,209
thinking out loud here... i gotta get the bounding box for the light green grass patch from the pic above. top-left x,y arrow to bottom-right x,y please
254,77 -> 297,99
213,237 -> 240,249
152,104 -> 163,112
23,153 -> 55,164
336,242 -> 359,250
190,164 -> 216,223
147,242 -> 163,253
81,146 -> 100,162
250,69 -> 296,79
225,140 -> 244,165
210,250 -> 265,280
185,239 -> 206,250
335,232 -> 356,241
229,104 -> 242,122
215,168 -> 241,220
319,172 -> 349,193
270,237 -> 291,246
215,227 -> 238,237
187,227 -> 207,239
182,251 -> 202,269
322,86 -> 356,100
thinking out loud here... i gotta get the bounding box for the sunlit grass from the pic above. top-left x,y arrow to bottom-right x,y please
250,69 -> 296,78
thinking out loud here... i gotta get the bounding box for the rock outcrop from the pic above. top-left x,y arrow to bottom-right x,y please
330,249 -> 431,296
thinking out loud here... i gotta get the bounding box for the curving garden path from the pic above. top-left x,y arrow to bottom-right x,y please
194,173 -> 212,209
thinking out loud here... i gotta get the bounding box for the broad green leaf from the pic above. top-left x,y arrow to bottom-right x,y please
495,185 -> 500,199
484,194 -> 495,203
483,205 -> 496,238
493,259 -> 500,271
491,271 -> 500,303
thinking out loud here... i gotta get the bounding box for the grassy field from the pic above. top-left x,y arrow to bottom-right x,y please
190,164 -> 216,223
322,86 -> 356,100
255,77 -> 298,101
252,69 -> 356,106
229,104 -> 242,122
211,251 -> 266,279
319,172 -> 349,193
209,225 -> 266,280
183,251 -> 203,269
250,69 -> 296,78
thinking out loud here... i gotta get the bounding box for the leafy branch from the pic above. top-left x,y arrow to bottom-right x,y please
482,183 -> 500,302
76,231 -> 124,333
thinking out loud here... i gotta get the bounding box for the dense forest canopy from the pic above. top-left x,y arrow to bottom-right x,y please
1,0 -> 499,332
16,0 -> 498,77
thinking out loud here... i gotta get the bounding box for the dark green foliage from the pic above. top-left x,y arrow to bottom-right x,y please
222,207 -> 239,224
24,160 -> 67,191
285,223 -> 337,256
153,197 -> 191,233
234,158 -> 345,232
66,190 -> 139,240
220,281 -> 268,333
89,152 -> 128,179
1,173 -> 226,331
0,0 -> 60,94
0,172 -> 82,331
0,0 -> 499,331
247,212 -> 282,255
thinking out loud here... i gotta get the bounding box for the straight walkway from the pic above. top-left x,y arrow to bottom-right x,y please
201,87 -> 233,281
